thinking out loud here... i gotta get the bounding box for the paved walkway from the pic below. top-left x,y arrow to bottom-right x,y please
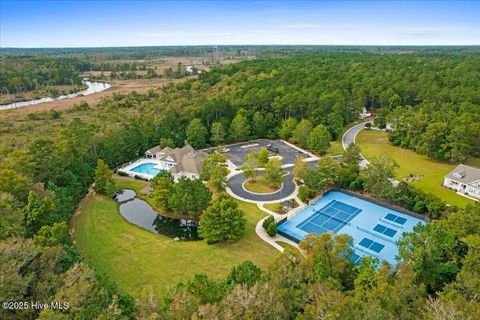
255,204 -> 302,253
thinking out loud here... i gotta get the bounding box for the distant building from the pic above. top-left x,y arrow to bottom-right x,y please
145,143 -> 208,180
443,164 -> 480,200
358,107 -> 372,119
185,65 -> 194,73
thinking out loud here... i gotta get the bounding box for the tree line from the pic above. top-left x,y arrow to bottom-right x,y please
1,50 -> 479,318
0,56 -> 89,94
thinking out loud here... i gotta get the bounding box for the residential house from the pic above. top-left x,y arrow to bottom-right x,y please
443,164 -> 480,200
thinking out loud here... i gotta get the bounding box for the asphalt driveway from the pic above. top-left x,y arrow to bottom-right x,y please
227,168 -> 297,202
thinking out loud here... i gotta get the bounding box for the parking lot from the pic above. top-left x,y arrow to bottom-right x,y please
223,139 -> 309,167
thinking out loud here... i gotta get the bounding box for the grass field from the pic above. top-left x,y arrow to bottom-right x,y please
357,130 -> 477,208
71,181 -> 279,298
244,176 -> 281,193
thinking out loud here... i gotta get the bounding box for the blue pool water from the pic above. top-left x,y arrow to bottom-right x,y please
129,163 -> 162,177
277,191 -> 425,266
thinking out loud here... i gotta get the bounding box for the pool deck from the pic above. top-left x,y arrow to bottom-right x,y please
118,158 -> 167,180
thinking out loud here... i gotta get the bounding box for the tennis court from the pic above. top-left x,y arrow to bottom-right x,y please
297,200 -> 362,235
277,191 -> 426,266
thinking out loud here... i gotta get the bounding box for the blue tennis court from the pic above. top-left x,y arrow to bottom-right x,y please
297,200 -> 362,235
277,191 -> 426,266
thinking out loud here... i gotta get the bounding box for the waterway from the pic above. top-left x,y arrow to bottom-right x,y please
0,81 -> 111,111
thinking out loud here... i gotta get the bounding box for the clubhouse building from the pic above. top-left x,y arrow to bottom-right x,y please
119,143 -> 208,180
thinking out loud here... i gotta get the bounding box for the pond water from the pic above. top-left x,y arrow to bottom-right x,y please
114,189 -> 200,241
114,189 -> 136,202
0,81 -> 112,111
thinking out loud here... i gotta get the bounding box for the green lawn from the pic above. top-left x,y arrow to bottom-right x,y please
114,177 -> 149,194
71,184 -> 279,298
263,202 -> 284,213
244,176 -> 281,193
357,130 -> 477,208
326,140 -> 344,157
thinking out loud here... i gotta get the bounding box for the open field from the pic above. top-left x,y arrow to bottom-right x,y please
357,130 -> 478,208
71,181 -> 279,298
0,78 -> 170,120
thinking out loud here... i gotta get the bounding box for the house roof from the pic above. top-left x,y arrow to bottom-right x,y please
146,145 -> 162,154
145,143 -> 208,175
445,164 -> 480,184
171,150 -> 208,176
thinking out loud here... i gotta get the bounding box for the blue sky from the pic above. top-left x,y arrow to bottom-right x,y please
1,1 -> 479,47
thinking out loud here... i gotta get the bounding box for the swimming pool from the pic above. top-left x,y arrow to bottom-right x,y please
129,162 -> 163,177
277,191 -> 425,266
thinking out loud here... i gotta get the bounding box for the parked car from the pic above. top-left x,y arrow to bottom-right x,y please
266,144 -> 279,153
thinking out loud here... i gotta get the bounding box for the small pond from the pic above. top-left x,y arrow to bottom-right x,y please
114,189 -> 200,241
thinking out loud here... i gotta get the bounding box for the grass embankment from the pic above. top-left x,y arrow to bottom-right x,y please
72,180 -> 279,298
263,203 -> 284,214
357,130 -> 478,208
114,177 -> 149,194
244,176 -> 281,193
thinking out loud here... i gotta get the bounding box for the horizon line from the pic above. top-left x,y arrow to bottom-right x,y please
2,44 -> 480,49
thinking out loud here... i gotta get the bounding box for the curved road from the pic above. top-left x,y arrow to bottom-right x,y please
342,121 -> 371,168
227,168 -> 297,202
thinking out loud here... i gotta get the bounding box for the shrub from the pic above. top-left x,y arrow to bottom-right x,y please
349,179 -> 363,190
266,223 -> 277,237
262,216 -> 277,237
298,186 -> 312,202
117,170 -> 128,176
226,261 -> 261,289
262,216 -> 275,229
413,200 -> 426,213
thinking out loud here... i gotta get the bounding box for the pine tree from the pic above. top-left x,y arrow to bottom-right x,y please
93,159 -> 116,196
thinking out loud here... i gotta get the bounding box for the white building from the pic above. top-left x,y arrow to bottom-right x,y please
145,143 -> 208,180
443,164 -> 480,200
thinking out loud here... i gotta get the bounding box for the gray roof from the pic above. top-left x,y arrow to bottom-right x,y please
146,143 -> 207,175
172,150 -> 208,175
146,145 -> 162,155
445,164 -> 480,184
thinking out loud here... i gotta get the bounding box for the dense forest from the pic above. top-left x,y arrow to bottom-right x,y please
2,45 -> 479,59
1,49 -> 479,319
0,56 -> 89,95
